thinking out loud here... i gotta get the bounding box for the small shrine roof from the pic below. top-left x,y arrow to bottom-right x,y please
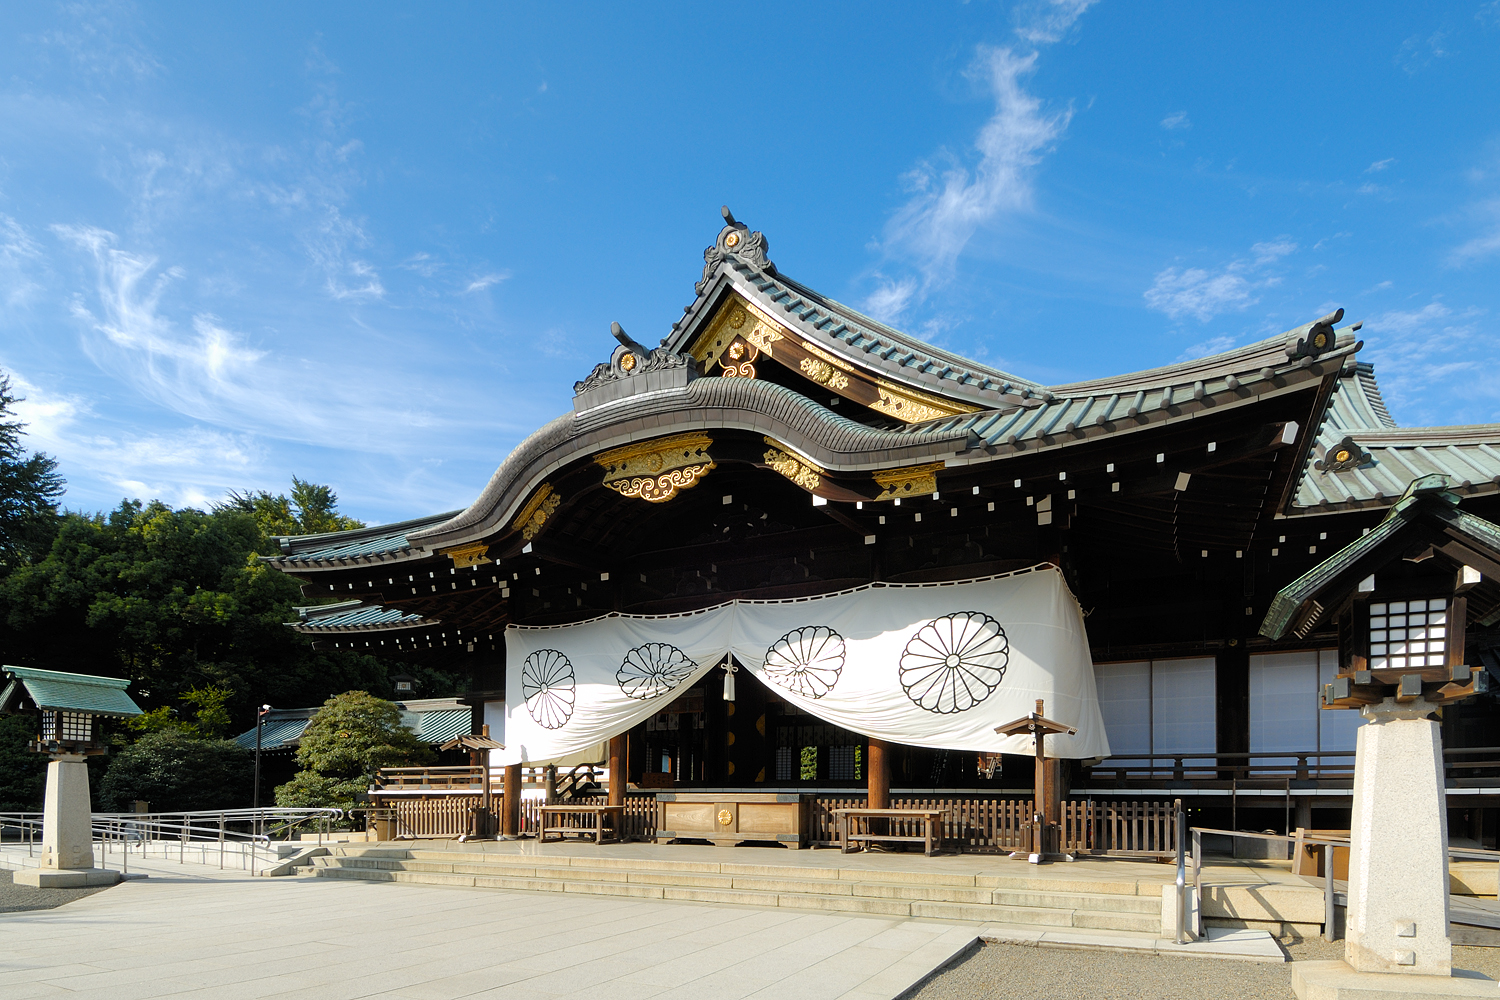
1261,474 -> 1500,640
1293,362 -> 1500,513
269,510 -> 462,565
0,665 -> 143,718
231,697 -> 471,750
289,601 -> 441,634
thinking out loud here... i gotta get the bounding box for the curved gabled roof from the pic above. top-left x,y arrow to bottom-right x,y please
406,372 -> 975,554
1294,361 -> 1500,512
666,261 -> 1041,411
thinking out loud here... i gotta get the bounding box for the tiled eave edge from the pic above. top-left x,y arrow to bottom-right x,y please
264,546 -> 427,571
1290,429 -> 1500,517
669,262 -> 1039,412
940,344 -> 1359,468
406,376 -> 974,555
289,616 -> 442,635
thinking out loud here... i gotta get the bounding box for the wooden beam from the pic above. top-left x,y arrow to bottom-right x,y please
867,738 -> 890,810
608,735 -> 626,808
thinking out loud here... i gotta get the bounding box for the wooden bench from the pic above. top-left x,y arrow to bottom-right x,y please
538,804 -> 625,844
832,808 -> 947,856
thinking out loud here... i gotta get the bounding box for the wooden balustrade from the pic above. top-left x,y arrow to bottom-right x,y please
373,783 -> 1181,855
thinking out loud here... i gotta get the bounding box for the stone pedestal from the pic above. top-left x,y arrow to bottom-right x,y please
12,756 -> 119,889
39,757 -> 96,871
1344,697 -> 1451,976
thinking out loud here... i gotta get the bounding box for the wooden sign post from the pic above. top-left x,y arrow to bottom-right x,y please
995,699 -> 1076,864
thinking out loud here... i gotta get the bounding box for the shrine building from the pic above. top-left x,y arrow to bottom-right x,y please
265,208 -> 1500,851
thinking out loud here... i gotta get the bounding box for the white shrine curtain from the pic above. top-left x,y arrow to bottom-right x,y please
497,565 -> 1110,766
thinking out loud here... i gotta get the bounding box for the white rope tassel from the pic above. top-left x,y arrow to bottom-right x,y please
722,658 -> 738,701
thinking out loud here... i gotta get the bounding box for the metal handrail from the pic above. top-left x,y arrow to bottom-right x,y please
1183,826 -> 1500,945
0,807 -> 342,876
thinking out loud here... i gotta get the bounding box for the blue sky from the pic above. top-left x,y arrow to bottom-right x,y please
2,2 -> 1498,524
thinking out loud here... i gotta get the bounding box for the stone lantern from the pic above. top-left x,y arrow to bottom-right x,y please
1262,476 -> 1498,997
0,666 -> 143,887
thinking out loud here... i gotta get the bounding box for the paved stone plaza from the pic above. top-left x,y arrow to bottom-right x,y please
1,857 -> 981,1000
1,847 -> 1302,1000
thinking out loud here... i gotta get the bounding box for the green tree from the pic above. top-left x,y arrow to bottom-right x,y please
275,690 -> 432,813
0,713 -> 45,811
221,477 -> 365,539
97,729 -> 254,812
125,684 -> 234,739
0,372 -> 65,573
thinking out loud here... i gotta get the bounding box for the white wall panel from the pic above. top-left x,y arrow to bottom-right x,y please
1249,651 -> 1319,754
1093,660 -> 1151,756
1151,657 -> 1217,755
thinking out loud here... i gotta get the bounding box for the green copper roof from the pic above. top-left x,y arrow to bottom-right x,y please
1,666 -> 143,717
1260,474 -> 1499,640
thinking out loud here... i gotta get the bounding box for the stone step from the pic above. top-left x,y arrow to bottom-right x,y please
318,855 -> 1125,909
308,855 -> 1161,933
991,888 -> 1161,914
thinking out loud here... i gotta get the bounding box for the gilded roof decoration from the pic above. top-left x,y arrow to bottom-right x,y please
439,541 -> 493,569
697,206 -> 774,295
596,432 -> 716,503
872,462 -> 944,502
762,438 -> 823,493
512,483 -> 561,541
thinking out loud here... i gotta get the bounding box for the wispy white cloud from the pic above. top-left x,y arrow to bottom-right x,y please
1366,158 -> 1395,173
1396,29 -> 1449,74
1360,301 -> 1496,423
862,277 -> 918,324
37,2 -> 163,80
0,215 -> 46,311
464,272 -> 510,293
1448,199 -> 1500,265
302,208 -> 385,301
1176,334 -> 1236,362
2,366 -> 260,509
866,41 -> 1078,321
1144,240 -> 1298,322
1012,0 -> 1097,44
1160,111 -> 1191,130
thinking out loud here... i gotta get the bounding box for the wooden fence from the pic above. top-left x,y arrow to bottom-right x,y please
379,792 -> 1179,856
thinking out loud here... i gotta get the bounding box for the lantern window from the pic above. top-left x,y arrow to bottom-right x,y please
40,711 -> 93,744
1369,599 -> 1448,671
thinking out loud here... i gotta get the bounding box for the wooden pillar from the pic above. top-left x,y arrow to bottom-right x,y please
502,764 -> 520,838
608,734 -> 627,807
867,738 -> 890,810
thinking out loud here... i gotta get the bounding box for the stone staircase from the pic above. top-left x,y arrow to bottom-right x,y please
307,846 -> 1163,933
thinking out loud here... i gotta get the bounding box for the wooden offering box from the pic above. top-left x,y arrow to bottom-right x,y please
655,792 -> 810,848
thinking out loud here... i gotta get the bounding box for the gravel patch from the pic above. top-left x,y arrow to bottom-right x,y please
0,868 -> 117,913
910,938 -> 1500,1000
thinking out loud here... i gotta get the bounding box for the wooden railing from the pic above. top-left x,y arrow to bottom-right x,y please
372,785 -> 1181,855
376,766 -> 490,791
809,795 -> 1178,855
1083,746 -> 1500,783
390,796 -> 480,838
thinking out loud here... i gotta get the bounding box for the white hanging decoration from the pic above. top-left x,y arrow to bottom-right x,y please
722,657 -> 738,701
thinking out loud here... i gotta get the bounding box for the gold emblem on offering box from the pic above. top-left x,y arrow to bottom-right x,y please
512,483 -> 561,541
717,809 -> 733,826
871,462 -> 945,501
595,432 -> 715,503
